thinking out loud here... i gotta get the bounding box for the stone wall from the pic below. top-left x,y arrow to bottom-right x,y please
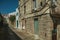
38,14 -> 53,40
57,19 -> 60,40
26,17 -> 34,34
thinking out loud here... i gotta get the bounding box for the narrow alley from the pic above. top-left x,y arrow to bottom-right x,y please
0,22 -> 22,40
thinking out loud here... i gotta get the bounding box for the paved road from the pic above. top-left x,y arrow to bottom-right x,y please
0,23 -> 22,40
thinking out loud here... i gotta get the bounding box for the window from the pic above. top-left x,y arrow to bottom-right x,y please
53,0 -> 57,2
17,20 -> 18,28
52,0 -> 57,4
40,2 -> 43,6
34,18 -> 39,34
40,0 -> 46,7
24,5 -> 26,14
33,0 -> 36,8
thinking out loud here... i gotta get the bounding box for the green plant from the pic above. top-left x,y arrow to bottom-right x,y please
9,15 -> 16,23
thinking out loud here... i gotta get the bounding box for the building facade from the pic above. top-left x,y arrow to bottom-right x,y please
18,0 -> 60,40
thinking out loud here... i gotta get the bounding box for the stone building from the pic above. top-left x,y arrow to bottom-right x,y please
18,0 -> 60,40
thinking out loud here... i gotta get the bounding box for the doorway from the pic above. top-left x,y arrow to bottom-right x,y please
34,18 -> 39,34
17,20 -> 18,28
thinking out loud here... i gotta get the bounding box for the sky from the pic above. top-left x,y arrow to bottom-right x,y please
0,0 -> 18,14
